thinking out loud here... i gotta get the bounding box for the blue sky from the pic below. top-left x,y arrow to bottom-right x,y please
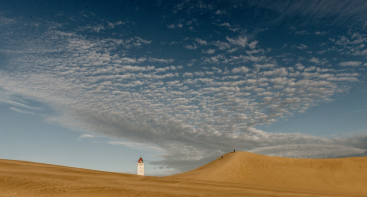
0,0 -> 367,175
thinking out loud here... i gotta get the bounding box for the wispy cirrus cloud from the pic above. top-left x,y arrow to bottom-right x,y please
0,99 -> 41,110
249,0 -> 367,25
79,134 -> 95,138
9,107 -> 35,115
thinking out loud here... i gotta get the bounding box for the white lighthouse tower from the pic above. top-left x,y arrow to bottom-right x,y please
137,157 -> 144,176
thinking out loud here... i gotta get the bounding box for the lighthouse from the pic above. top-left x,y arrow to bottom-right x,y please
137,157 -> 144,176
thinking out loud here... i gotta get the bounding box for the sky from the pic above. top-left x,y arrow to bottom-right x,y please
0,0 -> 367,176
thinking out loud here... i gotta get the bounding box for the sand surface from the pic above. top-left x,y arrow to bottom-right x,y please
172,152 -> 367,195
1,152 -> 366,197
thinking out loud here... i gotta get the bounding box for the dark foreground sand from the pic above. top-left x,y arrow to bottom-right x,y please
1,152 -> 366,197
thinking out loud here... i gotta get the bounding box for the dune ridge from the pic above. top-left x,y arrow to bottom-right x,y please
1,152 -> 367,196
171,151 -> 367,195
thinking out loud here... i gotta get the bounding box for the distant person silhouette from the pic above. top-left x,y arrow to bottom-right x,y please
234,149 -> 235,152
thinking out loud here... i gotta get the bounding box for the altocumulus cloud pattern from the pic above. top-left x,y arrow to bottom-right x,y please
0,0 -> 367,172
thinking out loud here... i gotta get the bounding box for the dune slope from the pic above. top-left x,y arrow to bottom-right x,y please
171,151 -> 367,195
1,154 -> 367,197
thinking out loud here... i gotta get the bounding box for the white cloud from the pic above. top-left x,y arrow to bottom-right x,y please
309,57 -> 328,65
227,47 -> 238,53
79,134 -> 95,138
77,24 -> 105,33
195,38 -> 207,45
232,66 -> 250,74
218,22 -> 230,27
249,144 -> 365,158
9,107 -> 34,114
1,16 -> 366,173
314,31 -> 327,35
215,10 -> 226,15
202,49 -> 216,54
338,61 -> 362,67
226,36 -> 248,48
249,41 -> 258,49
263,68 -> 288,77
329,32 -> 367,57
149,58 -> 174,63
185,43 -> 198,50
194,71 -> 205,76
229,27 -> 241,32
183,72 -> 193,77
295,63 -> 305,70
107,21 -> 123,28
108,141 -> 164,152
0,16 -> 17,25
213,40 -> 231,50
135,37 -> 152,44
292,44 -> 308,50
327,77 -> 358,82
254,63 -> 276,70
0,99 -> 41,110
167,24 -> 175,29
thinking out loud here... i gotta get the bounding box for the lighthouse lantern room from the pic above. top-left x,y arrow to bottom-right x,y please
137,157 -> 144,176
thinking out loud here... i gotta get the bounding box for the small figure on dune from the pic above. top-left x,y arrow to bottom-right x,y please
222,156 -> 223,159
234,149 -> 235,152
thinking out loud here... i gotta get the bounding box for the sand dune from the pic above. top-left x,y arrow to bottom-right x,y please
171,151 -> 367,195
1,152 -> 366,197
